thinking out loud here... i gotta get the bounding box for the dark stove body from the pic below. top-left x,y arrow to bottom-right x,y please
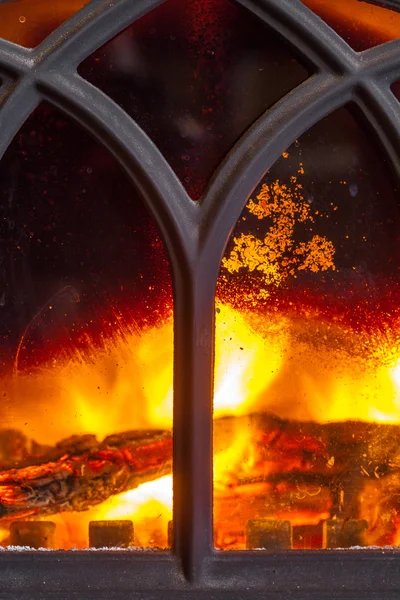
0,0 -> 399,598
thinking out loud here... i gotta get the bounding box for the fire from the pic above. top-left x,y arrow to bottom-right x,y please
379,359 -> 400,422
215,304 -> 400,426
2,297 -> 400,548
0,164 -> 399,549
213,302 -> 285,417
0,0 -> 398,554
51,476 -> 173,549
3,313 -> 174,445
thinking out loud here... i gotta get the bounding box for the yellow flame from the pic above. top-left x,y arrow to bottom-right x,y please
3,300 -> 400,548
215,310 -> 400,425
370,359 -> 400,423
214,302 -> 285,417
2,318 -> 174,445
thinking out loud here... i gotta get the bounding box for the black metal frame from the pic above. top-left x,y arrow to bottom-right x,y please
0,0 -> 399,597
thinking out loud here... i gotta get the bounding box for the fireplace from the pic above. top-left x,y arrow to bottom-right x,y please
0,0 -> 399,597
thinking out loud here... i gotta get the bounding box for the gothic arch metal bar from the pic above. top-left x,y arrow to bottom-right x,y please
354,78 -> 400,182
201,0 -> 400,261
0,0 -> 397,594
199,72 -> 347,258
36,71 -> 211,581
34,0 -> 167,70
0,0 -> 211,582
0,39 -> 32,75
360,38 -> 400,80
231,0 -> 359,74
37,71 -> 196,263
0,79 -> 40,162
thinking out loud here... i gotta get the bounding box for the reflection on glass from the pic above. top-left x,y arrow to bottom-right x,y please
0,0 -> 87,47
302,0 -> 400,51
214,106 -> 400,550
0,104 -> 173,549
79,0 -> 309,199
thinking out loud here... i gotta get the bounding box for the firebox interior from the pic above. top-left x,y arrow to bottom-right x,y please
0,0 -> 398,587
214,104 -> 400,550
0,103 -> 173,549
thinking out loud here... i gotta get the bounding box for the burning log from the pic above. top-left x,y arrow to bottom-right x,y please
0,429 -> 169,470
215,412 -> 400,477
0,429 -> 52,469
214,413 -> 400,547
0,412 -> 399,525
215,413 -> 400,517
0,430 -> 172,520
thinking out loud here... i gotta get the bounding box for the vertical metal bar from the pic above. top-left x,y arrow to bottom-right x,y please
173,257 -> 216,582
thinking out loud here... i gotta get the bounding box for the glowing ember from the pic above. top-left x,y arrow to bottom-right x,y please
222,175 -> 336,296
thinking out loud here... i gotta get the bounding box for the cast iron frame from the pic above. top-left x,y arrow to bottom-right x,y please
0,0 -> 399,597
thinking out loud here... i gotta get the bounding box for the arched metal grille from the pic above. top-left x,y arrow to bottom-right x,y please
0,0 -> 399,597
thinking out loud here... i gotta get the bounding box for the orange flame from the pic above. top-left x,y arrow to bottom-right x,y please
2,298 -> 400,548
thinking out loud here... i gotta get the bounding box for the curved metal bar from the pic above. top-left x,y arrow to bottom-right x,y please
0,77 -> 40,162
0,38 -> 33,76
359,38 -> 400,81
33,0 -> 168,71
37,71 -> 214,581
37,71 -> 196,266
198,0 -> 400,294
366,0 -> 400,11
0,0 -> 213,580
0,0 -> 168,77
199,72 -> 353,261
233,0 -> 359,74
198,0 -> 399,260
0,0 -> 397,589
32,0 -> 400,580
355,78 -> 400,182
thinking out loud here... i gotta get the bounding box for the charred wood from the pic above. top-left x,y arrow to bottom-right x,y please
0,412 -> 399,520
0,430 -> 172,519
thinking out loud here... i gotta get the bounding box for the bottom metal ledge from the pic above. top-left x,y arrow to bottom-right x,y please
0,549 -> 399,599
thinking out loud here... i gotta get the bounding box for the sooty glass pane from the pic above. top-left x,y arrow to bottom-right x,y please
0,104 -> 173,550
302,0 -> 400,51
79,0 -> 309,200
392,81 -> 400,101
214,106 -> 400,550
0,0 -> 87,48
